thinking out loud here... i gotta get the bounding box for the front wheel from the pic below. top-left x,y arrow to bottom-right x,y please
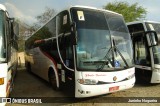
49,70 -> 58,90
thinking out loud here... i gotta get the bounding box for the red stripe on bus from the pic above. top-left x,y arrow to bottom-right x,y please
39,48 -> 58,72
40,49 -> 60,85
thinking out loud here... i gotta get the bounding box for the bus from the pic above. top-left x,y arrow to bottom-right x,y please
127,21 -> 160,83
25,6 -> 135,97
0,4 -> 19,100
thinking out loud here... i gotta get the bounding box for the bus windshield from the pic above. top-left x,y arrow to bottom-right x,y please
71,8 -> 133,71
0,11 -> 6,62
146,22 -> 160,64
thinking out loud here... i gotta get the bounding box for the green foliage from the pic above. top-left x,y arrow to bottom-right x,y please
15,19 -> 30,52
103,1 -> 147,22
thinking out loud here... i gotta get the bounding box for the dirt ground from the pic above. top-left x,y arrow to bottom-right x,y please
5,65 -> 160,106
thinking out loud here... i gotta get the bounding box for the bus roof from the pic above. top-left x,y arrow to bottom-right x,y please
127,20 -> 160,25
0,4 -> 6,11
70,5 -> 122,16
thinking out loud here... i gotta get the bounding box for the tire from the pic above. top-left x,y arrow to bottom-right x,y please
49,70 -> 58,90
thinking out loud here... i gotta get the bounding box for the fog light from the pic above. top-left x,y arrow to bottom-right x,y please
0,78 -> 4,85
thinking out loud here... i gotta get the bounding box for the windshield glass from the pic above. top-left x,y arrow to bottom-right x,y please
0,11 -> 6,62
146,22 -> 160,64
71,8 -> 134,71
106,13 -> 133,67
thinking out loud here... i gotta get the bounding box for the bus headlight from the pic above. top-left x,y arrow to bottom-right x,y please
77,79 -> 98,85
0,78 -> 4,85
127,74 -> 135,80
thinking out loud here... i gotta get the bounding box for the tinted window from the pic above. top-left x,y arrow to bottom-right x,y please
71,8 -> 108,30
26,17 -> 56,49
127,23 -> 145,34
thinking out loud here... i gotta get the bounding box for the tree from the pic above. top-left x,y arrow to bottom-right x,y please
30,7 -> 55,31
36,7 -> 55,25
16,19 -> 31,52
103,1 -> 147,22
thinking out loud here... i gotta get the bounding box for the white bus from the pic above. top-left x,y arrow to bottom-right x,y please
127,21 -> 160,83
25,6 -> 135,97
0,4 -> 19,99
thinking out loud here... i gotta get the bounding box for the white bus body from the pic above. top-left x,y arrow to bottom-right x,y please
0,3 -> 18,104
25,6 -> 135,97
127,21 -> 160,83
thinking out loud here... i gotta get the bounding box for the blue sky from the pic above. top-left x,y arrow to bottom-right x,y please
0,0 -> 160,25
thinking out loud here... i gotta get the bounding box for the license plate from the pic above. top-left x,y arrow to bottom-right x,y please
109,86 -> 119,92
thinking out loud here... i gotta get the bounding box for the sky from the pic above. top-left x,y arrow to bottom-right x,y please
0,0 -> 160,25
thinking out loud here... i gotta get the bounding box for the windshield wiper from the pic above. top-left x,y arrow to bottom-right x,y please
96,47 -> 112,71
96,38 -> 129,71
112,38 -> 129,68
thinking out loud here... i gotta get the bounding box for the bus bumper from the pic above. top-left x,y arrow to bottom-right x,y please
151,71 -> 160,83
75,77 -> 135,98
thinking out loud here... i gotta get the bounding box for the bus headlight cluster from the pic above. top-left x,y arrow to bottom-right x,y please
127,74 -> 135,80
77,79 -> 98,85
0,78 -> 4,85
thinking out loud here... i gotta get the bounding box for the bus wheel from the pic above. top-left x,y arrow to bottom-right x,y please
49,70 -> 58,90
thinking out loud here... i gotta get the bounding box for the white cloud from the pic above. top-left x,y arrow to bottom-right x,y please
4,2 -> 36,25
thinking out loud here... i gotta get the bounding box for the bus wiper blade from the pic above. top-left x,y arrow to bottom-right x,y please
96,47 -> 112,71
96,60 -> 109,71
112,38 -> 129,68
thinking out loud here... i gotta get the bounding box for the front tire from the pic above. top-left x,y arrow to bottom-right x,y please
49,70 -> 58,90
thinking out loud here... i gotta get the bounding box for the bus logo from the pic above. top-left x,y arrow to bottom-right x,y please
113,76 -> 117,81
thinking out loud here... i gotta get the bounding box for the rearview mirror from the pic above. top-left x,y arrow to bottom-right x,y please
145,31 -> 158,46
10,18 -> 19,39
70,22 -> 77,45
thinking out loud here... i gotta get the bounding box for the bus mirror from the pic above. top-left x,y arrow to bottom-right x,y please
145,31 -> 158,46
70,22 -> 77,45
10,19 -> 19,40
